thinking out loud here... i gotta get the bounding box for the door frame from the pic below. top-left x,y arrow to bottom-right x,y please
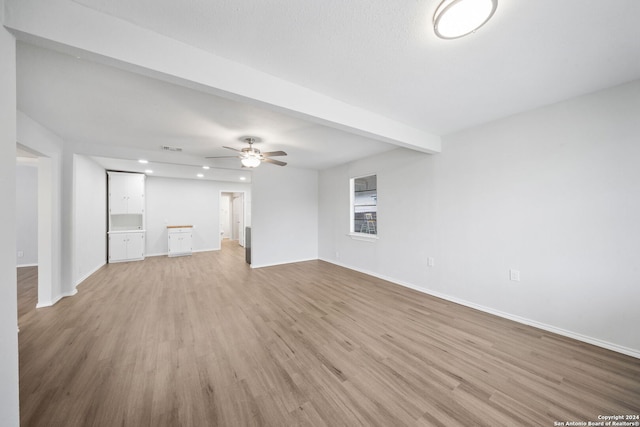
219,190 -> 247,248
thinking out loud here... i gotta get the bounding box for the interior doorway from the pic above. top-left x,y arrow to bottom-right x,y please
16,146 -> 39,314
219,191 -> 246,248
16,144 -> 54,309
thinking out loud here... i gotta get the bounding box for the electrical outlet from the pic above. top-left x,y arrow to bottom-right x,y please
427,257 -> 435,267
510,269 -> 521,282
17,251 -> 24,258
335,252 -> 340,259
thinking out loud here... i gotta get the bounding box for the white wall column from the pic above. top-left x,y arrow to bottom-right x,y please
37,156 -> 54,305
0,4 -> 21,423
251,166 -> 318,268
60,146 -> 75,295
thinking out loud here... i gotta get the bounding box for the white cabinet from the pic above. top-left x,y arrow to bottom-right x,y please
108,232 -> 145,263
107,172 -> 146,263
108,172 -> 145,215
167,226 -> 193,257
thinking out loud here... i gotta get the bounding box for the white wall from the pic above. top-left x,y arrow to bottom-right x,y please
16,162 -> 38,266
0,7 -> 20,424
319,80 -> 640,357
251,166 -> 318,267
434,80 -> 640,354
319,148 -> 438,281
73,155 -> 106,285
145,176 -> 250,256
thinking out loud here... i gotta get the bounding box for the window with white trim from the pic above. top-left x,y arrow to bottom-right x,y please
350,175 -> 377,235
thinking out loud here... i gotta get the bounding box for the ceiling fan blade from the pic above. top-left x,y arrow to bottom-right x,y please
205,155 -> 240,159
262,158 -> 287,166
261,150 -> 287,157
223,146 -> 243,152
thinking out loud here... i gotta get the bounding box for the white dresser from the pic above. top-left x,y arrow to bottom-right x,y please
167,226 -> 193,257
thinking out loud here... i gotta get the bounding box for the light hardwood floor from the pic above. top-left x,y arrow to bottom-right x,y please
18,241 -> 640,426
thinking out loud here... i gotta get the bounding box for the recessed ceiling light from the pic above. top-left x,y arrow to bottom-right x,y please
145,169 -> 153,174
239,176 -> 246,181
138,159 -> 149,164
197,173 -> 204,178
433,0 -> 497,39
202,166 -> 210,170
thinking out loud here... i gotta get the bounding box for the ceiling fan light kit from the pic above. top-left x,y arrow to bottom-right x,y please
433,0 -> 497,39
206,136 -> 288,168
241,156 -> 262,168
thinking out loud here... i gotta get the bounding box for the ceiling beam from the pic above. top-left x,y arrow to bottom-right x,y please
4,0 -> 441,154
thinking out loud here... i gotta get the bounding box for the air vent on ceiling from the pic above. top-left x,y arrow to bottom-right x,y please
161,145 -> 183,152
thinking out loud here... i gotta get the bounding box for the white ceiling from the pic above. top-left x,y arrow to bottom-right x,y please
16,42 -> 396,180
14,0 -> 640,179
69,0 -> 640,133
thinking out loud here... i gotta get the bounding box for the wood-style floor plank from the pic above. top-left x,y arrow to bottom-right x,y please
17,241 -> 640,426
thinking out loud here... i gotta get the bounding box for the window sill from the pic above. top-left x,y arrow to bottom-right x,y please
348,233 -> 379,242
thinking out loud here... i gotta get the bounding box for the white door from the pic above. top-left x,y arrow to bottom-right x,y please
232,193 -> 245,246
220,193 -> 231,239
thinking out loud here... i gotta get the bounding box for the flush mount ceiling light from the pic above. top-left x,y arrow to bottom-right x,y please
433,0 -> 497,39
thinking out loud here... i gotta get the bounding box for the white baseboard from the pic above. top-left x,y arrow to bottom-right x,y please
146,252 -> 167,257
146,248 -> 220,258
194,248 -> 219,253
250,257 -> 317,269
75,262 -> 106,287
36,288 -> 78,309
320,257 -> 640,359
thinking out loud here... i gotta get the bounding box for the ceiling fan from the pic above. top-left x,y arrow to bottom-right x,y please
206,137 -> 287,168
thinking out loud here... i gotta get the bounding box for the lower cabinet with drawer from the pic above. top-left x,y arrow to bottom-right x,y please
167,226 -> 193,257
